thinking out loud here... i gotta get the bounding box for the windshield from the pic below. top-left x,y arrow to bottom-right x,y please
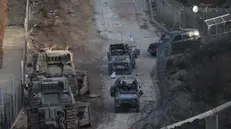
161,34 -> 172,41
119,85 -> 137,94
111,55 -> 130,62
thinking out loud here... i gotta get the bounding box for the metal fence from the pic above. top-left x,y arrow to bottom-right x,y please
0,0 -> 25,128
154,0 -> 231,35
0,75 -> 24,129
128,1 -> 231,129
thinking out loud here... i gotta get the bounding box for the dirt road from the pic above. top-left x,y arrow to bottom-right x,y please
13,0 -> 160,128
93,0 -> 160,128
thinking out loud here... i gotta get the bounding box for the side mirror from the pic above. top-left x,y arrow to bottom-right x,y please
139,90 -> 143,96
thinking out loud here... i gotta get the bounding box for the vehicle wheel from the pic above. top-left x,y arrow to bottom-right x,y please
136,106 -> 140,112
137,51 -> 140,55
108,68 -> 112,75
151,53 -> 156,56
127,68 -> 132,75
132,63 -> 136,69
114,107 -> 119,113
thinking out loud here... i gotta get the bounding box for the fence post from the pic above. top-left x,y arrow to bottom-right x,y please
11,76 -> 16,121
205,115 -> 218,129
21,60 -> 24,106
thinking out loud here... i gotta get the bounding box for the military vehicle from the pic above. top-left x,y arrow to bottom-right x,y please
110,75 -> 144,112
107,43 -> 137,75
34,48 -> 89,96
156,29 -> 202,54
26,76 -> 91,129
25,46 -> 91,128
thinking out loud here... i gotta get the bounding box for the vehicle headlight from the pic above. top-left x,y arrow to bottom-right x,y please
193,31 -> 200,36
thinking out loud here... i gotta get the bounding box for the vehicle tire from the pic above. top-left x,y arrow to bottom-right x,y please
114,107 -> 119,113
127,68 -> 132,75
132,62 -> 136,69
108,67 -> 112,75
136,106 -> 140,112
137,50 -> 140,55
151,53 -> 156,56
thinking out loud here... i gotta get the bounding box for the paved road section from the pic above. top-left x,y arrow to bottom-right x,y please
94,0 -> 160,128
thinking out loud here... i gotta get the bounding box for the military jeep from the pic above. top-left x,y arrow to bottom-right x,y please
107,43 -> 137,75
110,75 -> 144,112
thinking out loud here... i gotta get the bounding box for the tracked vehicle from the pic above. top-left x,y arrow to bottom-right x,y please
26,76 -> 91,129
25,47 -> 91,128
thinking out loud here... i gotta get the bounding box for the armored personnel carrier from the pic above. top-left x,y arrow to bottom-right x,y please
26,76 -> 91,129
110,75 -> 144,112
33,48 -> 89,96
107,43 -> 137,75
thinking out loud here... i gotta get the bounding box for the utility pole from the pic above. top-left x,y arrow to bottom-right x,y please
22,0 -> 29,105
